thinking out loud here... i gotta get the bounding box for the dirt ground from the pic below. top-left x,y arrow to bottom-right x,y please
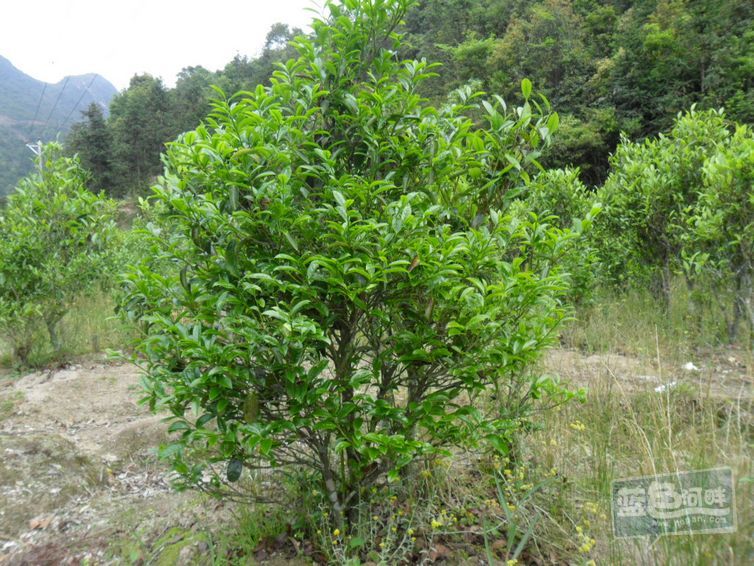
543,346 -> 753,400
0,349 -> 751,564
0,359 -> 234,565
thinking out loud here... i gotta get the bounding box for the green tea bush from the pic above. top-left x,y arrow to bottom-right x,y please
0,143 -> 117,365
517,168 -> 601,305
595,108 -> 730,302
594,107 -> 752,342
687,124 -> 754,341
121,0 -> 583,527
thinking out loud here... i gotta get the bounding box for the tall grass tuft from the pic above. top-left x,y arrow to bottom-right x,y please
562,280 -> 742,362
0,291 -> 133,368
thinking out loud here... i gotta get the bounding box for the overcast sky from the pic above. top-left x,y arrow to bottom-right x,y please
1,0 -> 321,91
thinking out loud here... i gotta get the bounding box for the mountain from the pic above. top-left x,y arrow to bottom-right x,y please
0,55 -> 117,196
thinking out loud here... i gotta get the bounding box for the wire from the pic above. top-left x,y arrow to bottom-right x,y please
59,74 -> 100,132
37,76 -> 71,138
26,82 -> 48,142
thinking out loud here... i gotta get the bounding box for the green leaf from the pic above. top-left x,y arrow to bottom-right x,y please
283,231 -> 299,252
196,413 -> 215,427
262,309 -> 287,321
229,186 -> 239,210
333,190 -> 346,207
546,112 -> 559,133
168,421 -> 190,434
521,78 -> 532,100
308,358 -> 330,379
349,537 -> 365,550
334,439 -> 351,452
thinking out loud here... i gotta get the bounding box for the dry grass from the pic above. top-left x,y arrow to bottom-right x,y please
519,285 -> 754,565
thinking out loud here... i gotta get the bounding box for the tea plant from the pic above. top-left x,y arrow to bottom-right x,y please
121,0 -> 585,528
0,143 -> 117,365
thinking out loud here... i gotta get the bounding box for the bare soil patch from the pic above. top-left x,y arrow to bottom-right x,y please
543,347 -> 753,400
0,360 -> 233,564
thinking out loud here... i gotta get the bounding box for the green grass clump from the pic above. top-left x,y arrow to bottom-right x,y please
562,280 -> 741,361
0,291 -> 133,369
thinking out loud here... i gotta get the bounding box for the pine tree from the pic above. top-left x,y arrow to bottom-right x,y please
67,102 -> 113,194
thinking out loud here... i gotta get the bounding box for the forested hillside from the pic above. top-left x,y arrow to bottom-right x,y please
403,0 -> 754,183
0,55 -> 116,196
64,0 -> 753,195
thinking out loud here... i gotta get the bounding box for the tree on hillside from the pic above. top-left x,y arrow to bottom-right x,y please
170,66 -> 214,134
66,102 -> 113,194
216,24 -> 303,94
487,0 -> 591,109
109,74 -> 172,196
610,0 -> 754,135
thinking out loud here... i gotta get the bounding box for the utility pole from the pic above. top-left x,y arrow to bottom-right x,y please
25,140 -> 43,174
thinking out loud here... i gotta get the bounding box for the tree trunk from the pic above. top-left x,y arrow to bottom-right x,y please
320,452 -> 344,530
12,343 -> 31,367
727,305 -> 740,344
728,273 -> 745,344
652,257 -> 672,311
46,318 -> 62,352
738,268 -> 754,345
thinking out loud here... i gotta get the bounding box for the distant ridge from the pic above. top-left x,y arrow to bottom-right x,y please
0,55 -> 117,196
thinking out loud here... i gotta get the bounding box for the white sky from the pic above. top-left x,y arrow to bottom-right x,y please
0,0 -> 322,90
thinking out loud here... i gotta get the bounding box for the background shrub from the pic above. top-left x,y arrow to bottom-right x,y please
0,143 -> 117,365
